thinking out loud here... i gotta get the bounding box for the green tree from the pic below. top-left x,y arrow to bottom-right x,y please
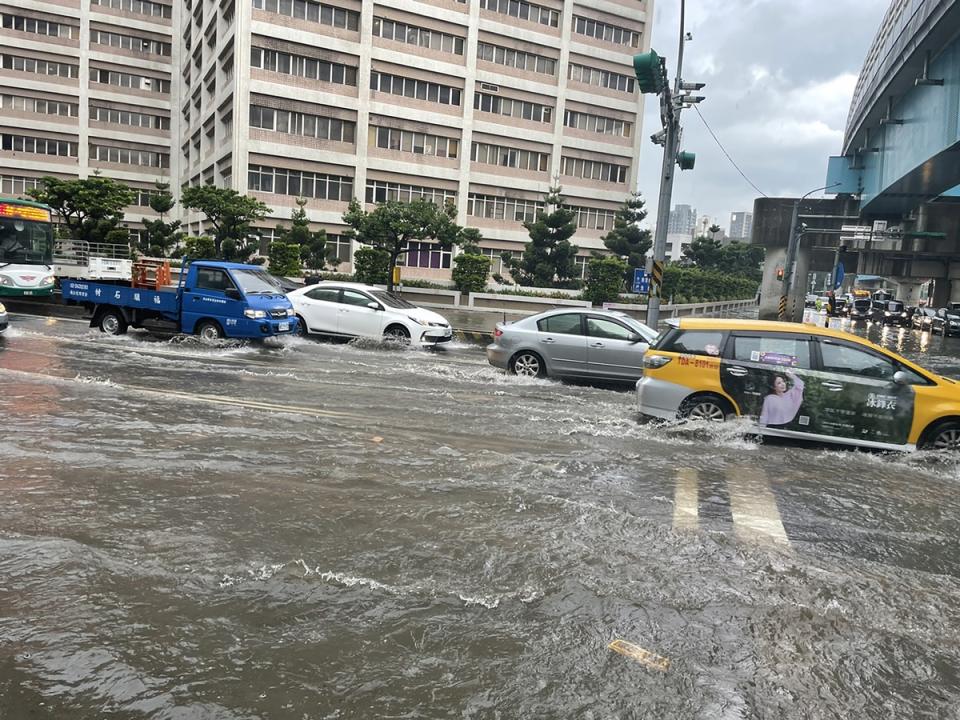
717,242 -> 765,282
183,235 -> 216,260
583,256 -> 629,306
353,246 -> 390,284
601,193 -> 651,276
273,197 -> 336,273
682,234 -> 724,268
27,173 -> 134,246
268,240 -> 301,277
342,198 -> 461,292
140,181 -> 184,257
451,227 -> 490,294
502,186 -> 578,287
180,185 -> 270,260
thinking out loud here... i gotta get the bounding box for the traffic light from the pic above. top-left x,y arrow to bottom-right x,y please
633,50 -> 665,94
776,267 -> 784,281
677,152 -> 696,170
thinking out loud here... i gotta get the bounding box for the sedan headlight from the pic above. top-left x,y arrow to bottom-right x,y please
901,312 -> 908,317
426,321 -> 448,327
244,309 -> 267,319
0,302 -> 5,313
884,311 -> 891,316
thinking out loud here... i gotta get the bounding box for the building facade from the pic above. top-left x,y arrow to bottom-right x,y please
0,0 -> 651,282
667,202 -> 695,236
729,211 -> 752,242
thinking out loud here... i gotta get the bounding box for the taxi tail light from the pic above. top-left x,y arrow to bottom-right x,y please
643,355 -> 672,369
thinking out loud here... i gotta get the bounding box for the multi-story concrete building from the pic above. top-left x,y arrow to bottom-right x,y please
0,0 -> 176,243
729,210 -> 752,242
1,0 -> 650,282
666,202 -> 695,236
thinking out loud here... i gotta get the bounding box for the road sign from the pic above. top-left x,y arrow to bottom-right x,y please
632,268 -> 650,294
833,263 -> 845,289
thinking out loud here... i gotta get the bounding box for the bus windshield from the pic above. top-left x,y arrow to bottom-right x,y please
0,216 -> 54,266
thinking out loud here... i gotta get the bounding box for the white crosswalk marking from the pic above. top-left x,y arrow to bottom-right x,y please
726,466 -> 791,548
673,467 -> 699,531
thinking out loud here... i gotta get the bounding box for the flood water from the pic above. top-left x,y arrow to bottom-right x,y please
1,314 -> 960,719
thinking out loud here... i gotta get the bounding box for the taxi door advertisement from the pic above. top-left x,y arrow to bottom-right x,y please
720,352 -> 915,445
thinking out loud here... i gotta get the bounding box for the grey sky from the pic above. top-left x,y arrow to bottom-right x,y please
635,0 -> 889,234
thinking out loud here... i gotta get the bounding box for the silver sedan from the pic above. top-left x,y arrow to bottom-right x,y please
486,308 -> 657,382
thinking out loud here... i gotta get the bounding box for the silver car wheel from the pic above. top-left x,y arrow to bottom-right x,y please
684,400 -> 726,422
931,427 -> 960,451
512,352 -> 542,377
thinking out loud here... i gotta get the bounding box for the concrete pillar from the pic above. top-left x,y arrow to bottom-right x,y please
759,246 -> 810,321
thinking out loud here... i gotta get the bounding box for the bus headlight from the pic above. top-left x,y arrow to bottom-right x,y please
41,275 -> 55,285
244,309 -> 266,319
0,275 -> 11,286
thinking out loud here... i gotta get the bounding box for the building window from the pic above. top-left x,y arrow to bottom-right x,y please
397,241 -> 451,269
568,63 -> 635,93
248,164 -> 353,201
477,247 -> 513,276
573,256 -> 589,280
560,157 -> 628,184
365,180 -> 456,206
1,94 -> 78,117
373,17 -> 464,55
326,234 -> 352,264
369,126 -> 458,159
477,42 -> 555,76
0,54 -> 78,79
1,134 -> 78,157
93,68 -> 170,93
573,16 -> 641,48
563,110 -> 631,138
369,71 -> 461,106
90,29 -> 171,56
91,144 -> 169,168
252,0 -> 359,31
467,193 -> 542,222
90,0 -> 172,18
250,47 -> 357,86
0,14 -> 76,38
473,92 -> 552,123
0,175 -> 43,196
570,206 -> 616,231
471,142 -> 549,172
90,105 -> 169,129
478,0 -> 559,28
249,105 -> 355,143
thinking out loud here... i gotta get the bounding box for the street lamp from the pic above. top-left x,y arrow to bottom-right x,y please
779,182 -> 841,320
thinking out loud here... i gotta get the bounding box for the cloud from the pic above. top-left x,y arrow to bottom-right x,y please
637,0 -> 888,231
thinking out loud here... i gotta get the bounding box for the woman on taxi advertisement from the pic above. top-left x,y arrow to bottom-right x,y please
759,371 -> 805,427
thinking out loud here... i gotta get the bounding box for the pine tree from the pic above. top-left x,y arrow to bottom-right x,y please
273,197 -> 334,274
501,186 -> 578,287
601,193 -> 651,276
140,181 -> 184,257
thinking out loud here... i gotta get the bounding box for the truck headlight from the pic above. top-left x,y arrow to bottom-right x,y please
286,308 -> 294,317
244,309 -> 267,319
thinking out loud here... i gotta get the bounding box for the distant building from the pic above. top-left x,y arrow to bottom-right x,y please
668,204 -> 697,235
665,232 -> 692,262
729,212 -> 753,242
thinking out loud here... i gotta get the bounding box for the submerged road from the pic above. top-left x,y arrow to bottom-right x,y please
1,314 -> 960,719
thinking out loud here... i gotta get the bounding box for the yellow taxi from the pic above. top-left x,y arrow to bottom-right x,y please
636,318 -> 960,451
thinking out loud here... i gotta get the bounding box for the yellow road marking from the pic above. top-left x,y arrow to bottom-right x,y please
726,466 -> 791,547
608,639 -> 670,672
673,467 -> 699,531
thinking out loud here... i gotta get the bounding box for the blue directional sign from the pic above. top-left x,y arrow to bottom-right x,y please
632,268 -> 651,294
833,263 -> 845,289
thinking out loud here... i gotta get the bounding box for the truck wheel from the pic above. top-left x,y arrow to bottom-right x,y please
99,310 -> 127,335
196,320 -> 224,341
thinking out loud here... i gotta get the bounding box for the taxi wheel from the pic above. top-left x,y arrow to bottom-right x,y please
510,351 -> 545,378
679,394 -> 731,422
921,421 -> 960,451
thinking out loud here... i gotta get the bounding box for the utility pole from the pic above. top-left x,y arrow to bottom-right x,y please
779,183 -> 840,320
633,0 -> 704,328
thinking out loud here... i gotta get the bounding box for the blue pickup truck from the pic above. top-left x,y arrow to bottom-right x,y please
61,260 -> 297,340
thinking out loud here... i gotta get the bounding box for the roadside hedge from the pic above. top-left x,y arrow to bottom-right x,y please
660,266 -> 757,303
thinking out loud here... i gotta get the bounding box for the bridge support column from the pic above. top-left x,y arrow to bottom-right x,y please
759,246 -> 810,321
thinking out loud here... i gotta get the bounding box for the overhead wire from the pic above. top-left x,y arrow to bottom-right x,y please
692,105 -> 768,198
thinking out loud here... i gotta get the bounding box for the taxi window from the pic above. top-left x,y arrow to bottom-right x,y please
819,341 -> 895,380
661,330 -> 724,357
305,287 -> 339,302
731,335 -> 811,369
538,314 -> 583,335
586,317 -> 634,340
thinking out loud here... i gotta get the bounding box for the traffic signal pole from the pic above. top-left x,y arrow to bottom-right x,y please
645,93 -> 678,328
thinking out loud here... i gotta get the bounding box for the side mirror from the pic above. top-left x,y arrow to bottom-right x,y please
893,370 -> 910,386
225,287 -> 242,301
628,332 -> 644,344
367,302 -> 382,311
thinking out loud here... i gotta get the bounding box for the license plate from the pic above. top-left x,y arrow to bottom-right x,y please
279,322 -> 289,331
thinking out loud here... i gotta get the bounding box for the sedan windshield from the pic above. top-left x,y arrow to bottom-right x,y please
232,269 -> 284,294
369,290 -> 416,309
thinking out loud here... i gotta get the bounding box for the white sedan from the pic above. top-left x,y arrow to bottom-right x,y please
287,281 -> 453,346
